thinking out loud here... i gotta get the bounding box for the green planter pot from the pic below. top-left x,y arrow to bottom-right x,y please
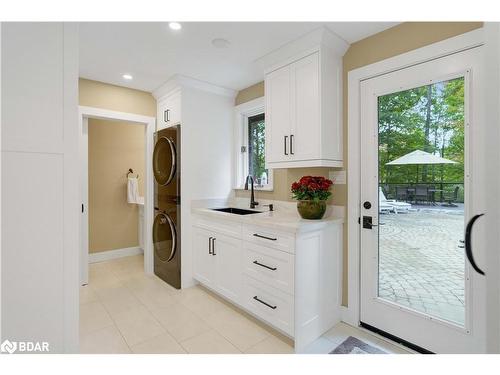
297,200 -> 327,220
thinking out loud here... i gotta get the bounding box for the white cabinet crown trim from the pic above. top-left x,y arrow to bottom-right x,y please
153,74 -> 237,99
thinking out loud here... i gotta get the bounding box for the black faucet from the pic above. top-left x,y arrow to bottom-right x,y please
244,175 -> 259,209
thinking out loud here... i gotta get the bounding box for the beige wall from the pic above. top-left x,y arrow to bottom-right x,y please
79,78 -> 156,253
233,22 -> 483,305
79,78 -> 156,116
88,119 -> 145,253
235,81 -> 265,106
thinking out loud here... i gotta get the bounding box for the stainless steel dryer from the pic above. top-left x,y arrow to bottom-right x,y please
152,125 -> 181,289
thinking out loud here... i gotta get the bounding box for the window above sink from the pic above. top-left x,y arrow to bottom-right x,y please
234,97 -> 274,191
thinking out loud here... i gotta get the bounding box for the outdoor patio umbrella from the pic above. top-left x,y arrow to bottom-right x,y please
386,149 -> 457,183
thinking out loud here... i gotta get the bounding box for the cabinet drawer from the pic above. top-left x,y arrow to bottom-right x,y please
243,276 -> 294,336
243,225 -> 294,253
243,242 -> 294,295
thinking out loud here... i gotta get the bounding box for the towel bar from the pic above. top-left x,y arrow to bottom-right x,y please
127,168 -> 139,179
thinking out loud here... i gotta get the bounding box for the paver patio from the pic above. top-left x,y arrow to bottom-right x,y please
378,208 -> 465,325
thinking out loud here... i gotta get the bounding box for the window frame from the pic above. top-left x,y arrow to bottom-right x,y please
233,97 -> 273,191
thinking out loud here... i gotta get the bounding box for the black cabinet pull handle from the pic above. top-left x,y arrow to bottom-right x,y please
208,237 -> 213,255
284,135 -> 288,155
465,213 -> 485,275
253,260 -> 277,271
290,134 -> 294,155
212,237 -> 216,256
253,296 -> 277,310
253,233 -> 277,241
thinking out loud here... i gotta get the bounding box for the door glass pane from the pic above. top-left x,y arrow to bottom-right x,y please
378,77 -> 465,326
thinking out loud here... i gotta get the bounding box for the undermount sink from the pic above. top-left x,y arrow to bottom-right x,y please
211,207 -> 262,215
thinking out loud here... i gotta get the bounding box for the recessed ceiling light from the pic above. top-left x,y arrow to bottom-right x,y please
169,22 -> 182,31
211,38 -> 230,49
122,74 -> 133,80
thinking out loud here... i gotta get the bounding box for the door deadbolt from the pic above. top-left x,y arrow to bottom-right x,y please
363,201 -> 372,209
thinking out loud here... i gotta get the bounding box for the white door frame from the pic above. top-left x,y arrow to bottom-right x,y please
78,106 -> 155,285
483,22 -> 500,353
345,28 -> 484,327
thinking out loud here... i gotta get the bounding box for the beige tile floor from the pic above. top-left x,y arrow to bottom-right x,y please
80,254 -> 411,354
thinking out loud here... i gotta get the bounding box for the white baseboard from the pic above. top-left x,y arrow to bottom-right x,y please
89,246 -> 143,263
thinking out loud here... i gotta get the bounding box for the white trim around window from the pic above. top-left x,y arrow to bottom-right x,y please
233,96 -> 273,191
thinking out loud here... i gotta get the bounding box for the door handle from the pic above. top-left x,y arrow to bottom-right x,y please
164,109 -> 170,122
208,237 -> 213,255
212,237 -> 216,256
465,213 -> 485,275
290,134 -> 294,155
362,215 -> 383,229
284,136 -> 288,155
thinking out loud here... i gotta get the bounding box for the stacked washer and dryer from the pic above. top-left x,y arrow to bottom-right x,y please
152,125 -> 181,289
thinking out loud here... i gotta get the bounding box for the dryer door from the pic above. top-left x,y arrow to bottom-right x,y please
153,136 -> 177,186
153,212 -> 177,263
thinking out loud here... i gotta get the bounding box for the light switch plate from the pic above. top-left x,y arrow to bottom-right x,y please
329,170 -> 346,185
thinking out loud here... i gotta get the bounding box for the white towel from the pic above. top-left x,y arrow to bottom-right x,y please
127,177 -> 140,204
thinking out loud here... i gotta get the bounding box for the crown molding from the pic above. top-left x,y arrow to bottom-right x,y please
153,74 -> 237,99
255,26 -> 350,73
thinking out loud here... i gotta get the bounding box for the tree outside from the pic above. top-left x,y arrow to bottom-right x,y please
248,113 -> 268,185
378,77 -> 465,202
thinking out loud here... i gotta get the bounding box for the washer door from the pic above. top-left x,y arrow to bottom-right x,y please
153,212 -> 177,262
153,136 -> 177,186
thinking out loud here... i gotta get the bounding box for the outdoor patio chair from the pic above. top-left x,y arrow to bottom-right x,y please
443,186 -> 460,207
379,187 -> 412,213
415,186 -> 429,204
395,186 -> 408,201
379,189 -> 395,214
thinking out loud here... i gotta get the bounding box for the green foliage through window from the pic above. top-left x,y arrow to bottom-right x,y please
378,77 -> 465,202
248,113 -> 268,186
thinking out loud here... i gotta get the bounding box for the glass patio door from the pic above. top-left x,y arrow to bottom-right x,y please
359,46 -> 486,353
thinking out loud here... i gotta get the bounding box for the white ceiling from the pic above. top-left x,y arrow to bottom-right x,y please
79,22 -> 398,93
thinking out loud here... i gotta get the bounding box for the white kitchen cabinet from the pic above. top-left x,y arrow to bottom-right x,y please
266,65 -> 291,163
243,275 -> 294,336
192,212 -> 343,352
212,234 -> 242,303
157,90 -> 181,130
193,227 -> 216,287
243,241 -> 294,295
192,225 -> 242,302
291,52 -> 320,161
265,47 -> 344,168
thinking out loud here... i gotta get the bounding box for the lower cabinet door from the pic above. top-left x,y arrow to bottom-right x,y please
193,227 -> 215,287
213,234 -> 242,303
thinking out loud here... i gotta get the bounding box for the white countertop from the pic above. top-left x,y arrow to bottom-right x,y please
191,198 -> 344,234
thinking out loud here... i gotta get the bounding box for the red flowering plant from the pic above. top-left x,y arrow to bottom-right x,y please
291,176 -> 333,201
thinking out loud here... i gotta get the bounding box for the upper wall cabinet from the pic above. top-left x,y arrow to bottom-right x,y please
157,89 -> 181,130
263,28 -> 348,168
